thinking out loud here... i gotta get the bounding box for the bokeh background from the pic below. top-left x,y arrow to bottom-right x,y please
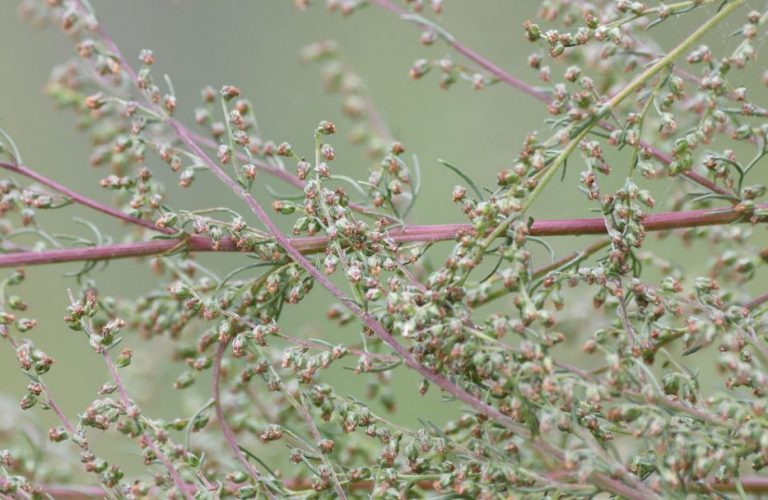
0,0 -> 766,480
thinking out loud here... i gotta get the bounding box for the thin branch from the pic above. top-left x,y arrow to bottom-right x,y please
0,239 -> 186,268
42,389 -> 77,436
38,485 -> 108,498
0,161 -> 168,234
370,0 -> 551,102
715,476 -> 768,493
531,238 -> 611,279
559,359 -> 734,429
744,291 -> 768,311
616,278 -> 638,346
263,358 -> 349,500
205,292 -> 346,496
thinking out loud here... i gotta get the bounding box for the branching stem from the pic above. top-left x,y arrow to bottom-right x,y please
0,199 -> 763,269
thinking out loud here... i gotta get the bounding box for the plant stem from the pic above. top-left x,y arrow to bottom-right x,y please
473,238 -> 612,308
745,291 -> 768,311
0,203 -> 764,268
38,485 -> 110,498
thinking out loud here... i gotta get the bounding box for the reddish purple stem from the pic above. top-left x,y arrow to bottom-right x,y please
744,292 -> 768,311
0,204 -> 762,268
0,161 -> 168,234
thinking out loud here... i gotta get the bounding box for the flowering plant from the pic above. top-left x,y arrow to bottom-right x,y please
1,1 -> 768,498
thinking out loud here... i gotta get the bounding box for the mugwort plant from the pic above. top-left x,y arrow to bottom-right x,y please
1,0 -> 768,498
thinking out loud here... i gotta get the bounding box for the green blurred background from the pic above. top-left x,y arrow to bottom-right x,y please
0,0 -> 765,480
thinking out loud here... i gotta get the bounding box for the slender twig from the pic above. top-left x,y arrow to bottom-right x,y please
263,361 -> 349,500
0,239 -> 187,268
41,389 -> 76,435
559,357 -> 734,429
189,132 -> 304,189
606,0 -> 722,28
715,476 -> 768,493
0,161 -> 168,234
532,238 -> 611,279
175,259 -> 344,498
744,291 -> 768,311
469,238 -> 611,309
624,389 -> 732,428
616,278 -> 638,346
370,0 -> 551,102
